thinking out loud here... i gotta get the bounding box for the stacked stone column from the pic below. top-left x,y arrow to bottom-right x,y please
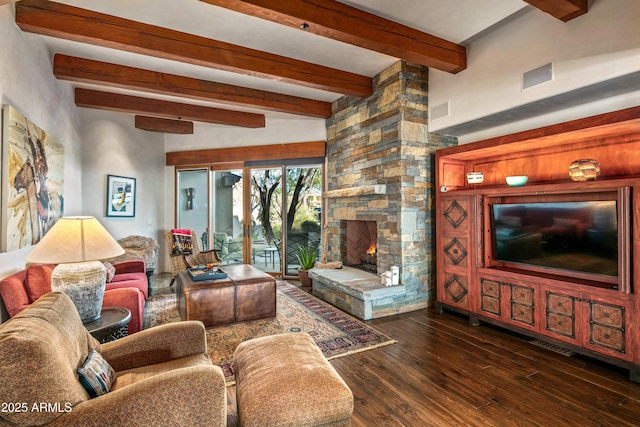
324,60 -> 456,311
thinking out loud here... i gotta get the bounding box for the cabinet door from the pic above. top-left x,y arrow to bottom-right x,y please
506,282 -> 538,332
442,273 -> 470,307
542,287 -> 633,362
543,288 -> 581,346
582,298 -> 633,362
479,277 -> 502,319
476,276 -> 538,332
437,197 -> 473,311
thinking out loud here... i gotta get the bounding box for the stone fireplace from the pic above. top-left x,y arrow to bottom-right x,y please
313,60 -> 457,318
345,220 -> 377,273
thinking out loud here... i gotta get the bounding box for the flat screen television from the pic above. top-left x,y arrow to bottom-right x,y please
491,200 -> 618,278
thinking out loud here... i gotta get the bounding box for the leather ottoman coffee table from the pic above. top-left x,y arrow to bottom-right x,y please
176,264 -> 276,327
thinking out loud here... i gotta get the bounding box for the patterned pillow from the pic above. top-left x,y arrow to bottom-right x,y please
77,350 -> 116,398
103,262 -> 116,283
171,229 -> 193,255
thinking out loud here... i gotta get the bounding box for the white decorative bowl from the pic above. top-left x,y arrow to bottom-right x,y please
506,175 -> 528,186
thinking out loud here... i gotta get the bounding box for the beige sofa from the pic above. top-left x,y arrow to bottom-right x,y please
0,292 -> 226,426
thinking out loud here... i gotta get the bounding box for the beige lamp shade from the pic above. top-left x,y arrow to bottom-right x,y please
25,216 -> 124,323
25,216 -> 124,264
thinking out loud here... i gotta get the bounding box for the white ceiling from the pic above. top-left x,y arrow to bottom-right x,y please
39,0 -> 530,120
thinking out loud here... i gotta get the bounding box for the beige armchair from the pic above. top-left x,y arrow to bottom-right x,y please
0,292 -> 226,426
106,235 -> 160,273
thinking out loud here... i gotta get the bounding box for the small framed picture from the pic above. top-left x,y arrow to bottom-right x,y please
106,175 -> 136,217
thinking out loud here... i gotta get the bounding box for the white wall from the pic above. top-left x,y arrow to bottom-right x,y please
0,5 -> 82,284
78,109 -> 166,268
429,0 -> 640,143
164,117 -> 327,151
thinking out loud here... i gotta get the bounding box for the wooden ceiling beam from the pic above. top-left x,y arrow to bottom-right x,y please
53,54 -> 332,118
135,116 -> 194,134
200,0 -> 466,73
16,0 -> 372,97
75,88 -> 265,128
524,0 -> 588,22
166,140 -> 326,166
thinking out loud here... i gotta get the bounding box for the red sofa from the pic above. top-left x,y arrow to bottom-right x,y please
0,260 -> 148,334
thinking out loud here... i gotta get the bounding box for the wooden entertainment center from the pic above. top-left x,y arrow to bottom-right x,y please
435,106 -> 640,381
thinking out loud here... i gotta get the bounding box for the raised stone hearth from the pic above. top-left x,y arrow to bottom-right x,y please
309,267 -> 406,320
320,60 -> 457,317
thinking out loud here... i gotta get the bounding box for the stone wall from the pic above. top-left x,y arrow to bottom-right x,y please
324,60 -> 457,311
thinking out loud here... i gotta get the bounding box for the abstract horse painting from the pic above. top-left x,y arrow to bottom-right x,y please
2,105 -> 64,252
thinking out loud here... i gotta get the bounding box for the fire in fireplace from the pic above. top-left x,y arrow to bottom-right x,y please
345,220 -> 377,274
360,243 -> 377,273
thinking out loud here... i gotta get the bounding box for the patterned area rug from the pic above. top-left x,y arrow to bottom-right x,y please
143,282 -> 396,384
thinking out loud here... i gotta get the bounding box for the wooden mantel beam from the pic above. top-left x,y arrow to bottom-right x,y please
16,0 -> 372,97
54,55 -> 332,119
200,0 -> 466,73
524,0 -> 588,22
75,88 -> 265,128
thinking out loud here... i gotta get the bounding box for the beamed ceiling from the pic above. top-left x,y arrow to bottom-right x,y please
7,0 -> 588,133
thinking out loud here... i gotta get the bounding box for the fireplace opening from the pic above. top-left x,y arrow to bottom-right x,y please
345,220 -> 377,274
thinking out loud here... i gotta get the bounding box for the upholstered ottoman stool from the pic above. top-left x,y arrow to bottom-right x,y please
176,264 -> 276,327
234,333 -> 354,427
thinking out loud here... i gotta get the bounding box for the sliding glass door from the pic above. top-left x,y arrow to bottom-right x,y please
176,161 -> 322,278
176,168 -> 245,265
283,165 -> 322,276
249,167 -> 283,274
209,169 -> 245,265
176,169 -> 208,250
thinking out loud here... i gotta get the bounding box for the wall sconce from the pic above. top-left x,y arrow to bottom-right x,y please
185,187 -> 196,210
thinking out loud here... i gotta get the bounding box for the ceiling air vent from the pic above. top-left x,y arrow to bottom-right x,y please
431,102 -> 449,120
523,63 -> 553,90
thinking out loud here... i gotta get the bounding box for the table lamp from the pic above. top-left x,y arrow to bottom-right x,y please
25,216 -> 124,323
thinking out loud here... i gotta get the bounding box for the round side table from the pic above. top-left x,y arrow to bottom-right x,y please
84,307 -> 131,343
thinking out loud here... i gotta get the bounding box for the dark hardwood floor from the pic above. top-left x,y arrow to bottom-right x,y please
330,308 -> 640,426
150,275 -> 640,426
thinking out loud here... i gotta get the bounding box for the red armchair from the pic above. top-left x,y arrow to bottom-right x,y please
0,261 -> 148,334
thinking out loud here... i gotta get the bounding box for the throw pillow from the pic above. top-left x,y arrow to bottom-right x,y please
171,229 -> 193,255
24,264 -> 55,303
103,262 -> 116,283
77,350 -> 116,398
